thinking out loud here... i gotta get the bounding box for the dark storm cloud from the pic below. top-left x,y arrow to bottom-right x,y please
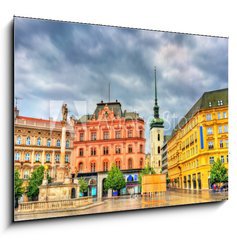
14,17 -> 228,152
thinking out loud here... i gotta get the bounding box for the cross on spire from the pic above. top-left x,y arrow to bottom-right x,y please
153,66 -> 159,118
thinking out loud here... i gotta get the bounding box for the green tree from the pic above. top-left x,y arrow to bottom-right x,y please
78,177 -> 88,195
26,166 -> 45,201
138,165 -> 156,184
210,158 -> 228,185
104,165 -> 126,194
14,170 -> 25,208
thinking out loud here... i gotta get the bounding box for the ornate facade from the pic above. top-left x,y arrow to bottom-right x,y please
14,107 -> 74,182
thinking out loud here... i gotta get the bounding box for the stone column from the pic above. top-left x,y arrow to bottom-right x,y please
56,121 -> 66,182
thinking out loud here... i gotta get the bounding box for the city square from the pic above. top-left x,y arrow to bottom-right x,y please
14,17 -> 228,221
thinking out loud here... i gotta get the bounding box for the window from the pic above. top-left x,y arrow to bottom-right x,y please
25,153 -> 30,161
139,130 -> 143,138
223,112 -> 227,118
218,126 -> 223,134
227,155 -> 228,163
140,145 -> 143,153
79,162 -> 83,172
103,146 -> 109,155
128,158 -> 133,169
46,153 -> 51,162
26,136 -> 31,145
91,132 -> 97,141
37,137 -> 41,146
103,161 -> 109,171
91,162 -> 96,172
158,134 -> 160,141
207,127 -> 213,135
103,131 -> 109,140
128,130 -> 133,138
116,160 -> 121,169
208,141 -> 214,150
221,155 -> 224,163
55,154 -> 60,163
158,146 -> 161,154
47,139 -> 51,147
15,152 -> 20,161
79,148 -> 84,156
217,100 -> 223,106
225,139 -> 228,148
56,139 -> 60,147
65,154 -> 69,163
140,158 -> 143,168
91,147 -> 96,156
208,102 -> 212,107
219,140 -> 224,148
23,170 -> 29,179
209,156 -> 214,164
115,146 -> 121,154
128,144 -> 133,153
35,153 -> 41,162
79,133 -> 84,141
206,114 -> 212,121
224,125 -> 228,133
66,140 -> 70,148
115,131 -> 121,139
16,136 -> 21,145
217,112 -> 221,120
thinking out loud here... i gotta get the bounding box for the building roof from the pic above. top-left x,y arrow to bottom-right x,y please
171,88 -> 228,137
78,100 -> 142,122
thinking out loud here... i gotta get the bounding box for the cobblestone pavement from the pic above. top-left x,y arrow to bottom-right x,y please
15,189 -> 228,221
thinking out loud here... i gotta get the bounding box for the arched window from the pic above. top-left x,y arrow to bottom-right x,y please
25,153 -> 30,161
79,162 -> 83,173
116,160 -> 121,169
46,153 -> 51,162
128,158 -> 133,169
91,162 -> 96,172
35,153 -> 41,162
140,144 -> 143,153
26,136 -> 31,145
56,139 -> 61,147
16,136 -> 21,145
65,154 -> 69,163
47,139 -> 51,147
15,152 -> 20,161
103,161 -> 109,171
23,170 -> 29,179
37,137 -> 41,146
66,140 -> 70,148
140,158 -> 143,168
158,146 -> 161,154
128,144 -> 133,153
139,130 -> 143,138
158,134 -> 160,141
55,154 -> 60,163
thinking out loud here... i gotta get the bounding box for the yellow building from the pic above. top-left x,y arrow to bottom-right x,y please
167,88 -> 228,190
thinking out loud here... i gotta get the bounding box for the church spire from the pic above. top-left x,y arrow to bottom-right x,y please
153,66 -> 159,118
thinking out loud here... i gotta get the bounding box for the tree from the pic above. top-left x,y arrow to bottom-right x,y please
26,166 -> 45,201
14,170 -> 25,208
210,158 -> 228,186
138,165 -> 156,184
104,165 -> 126,194
78,177 -> 88,195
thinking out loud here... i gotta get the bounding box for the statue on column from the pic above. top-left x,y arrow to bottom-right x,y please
62,104 -> 68,123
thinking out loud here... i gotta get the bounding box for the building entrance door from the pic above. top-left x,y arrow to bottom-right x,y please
102,178 -> 108,197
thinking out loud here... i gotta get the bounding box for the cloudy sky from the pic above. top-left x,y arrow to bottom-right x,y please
14,17 -> 228,152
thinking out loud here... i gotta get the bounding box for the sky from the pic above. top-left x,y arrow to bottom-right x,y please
14,17 -> 228,152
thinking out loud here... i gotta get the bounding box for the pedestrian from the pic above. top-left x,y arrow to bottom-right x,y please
213,183 -> 217,192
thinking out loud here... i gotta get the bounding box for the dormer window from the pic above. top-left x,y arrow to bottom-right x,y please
217,100 -> 223,106
208,102 -> 212,107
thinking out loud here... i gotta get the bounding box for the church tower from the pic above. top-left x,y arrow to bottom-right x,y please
149,67 -> 164,173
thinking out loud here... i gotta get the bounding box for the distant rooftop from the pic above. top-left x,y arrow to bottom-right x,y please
171,88 -> 228,137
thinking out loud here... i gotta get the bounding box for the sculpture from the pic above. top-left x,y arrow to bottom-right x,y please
62,103 -> 68,122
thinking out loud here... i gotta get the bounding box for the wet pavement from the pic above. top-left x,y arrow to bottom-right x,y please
15,189 -> 228,221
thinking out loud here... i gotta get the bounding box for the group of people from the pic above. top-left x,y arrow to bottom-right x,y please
211,182 -> 228,192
